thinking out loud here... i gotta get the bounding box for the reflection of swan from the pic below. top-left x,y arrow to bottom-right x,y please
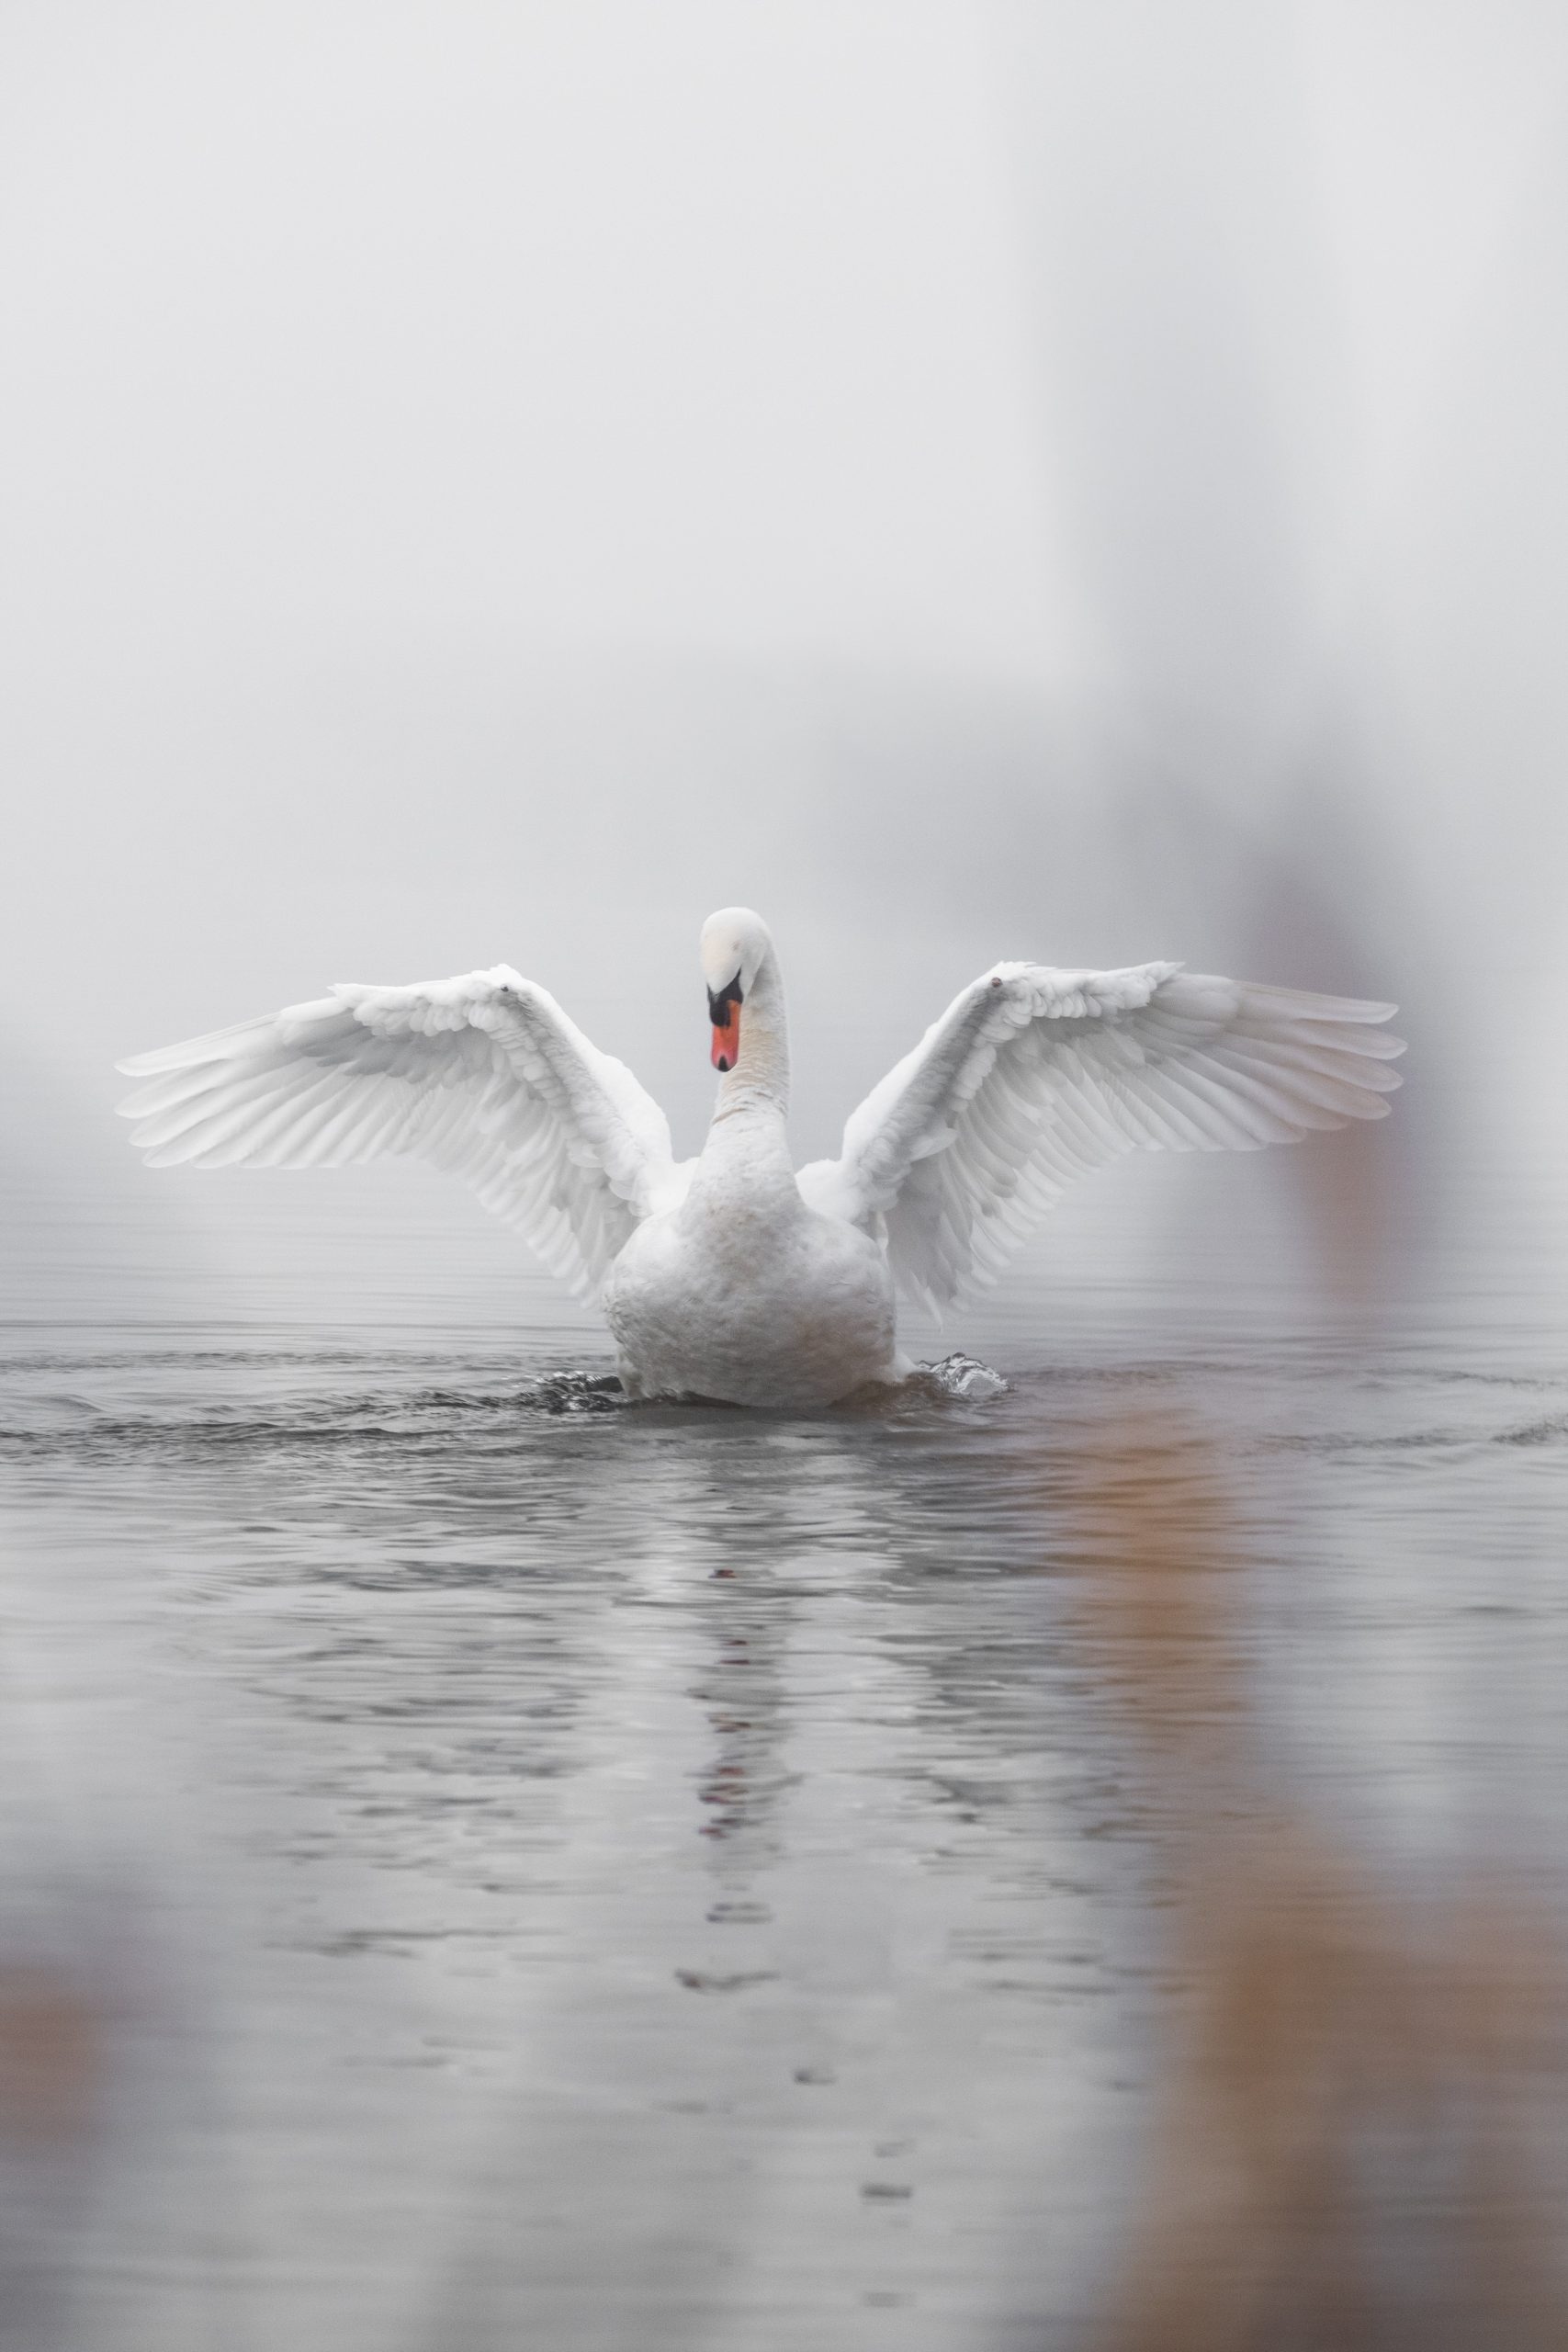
118,908 -> 1402,1406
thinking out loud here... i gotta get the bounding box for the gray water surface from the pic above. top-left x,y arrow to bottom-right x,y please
2,1270 -> 1565,2351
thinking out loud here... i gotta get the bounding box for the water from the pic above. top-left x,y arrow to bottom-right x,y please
1,1210 -> 1565,2351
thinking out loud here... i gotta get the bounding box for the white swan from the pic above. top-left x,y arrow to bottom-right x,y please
117,908 -> 1403,1406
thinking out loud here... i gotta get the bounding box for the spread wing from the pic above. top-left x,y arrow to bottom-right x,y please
796,961 -> 1404,1315
117,967 -> 683,1299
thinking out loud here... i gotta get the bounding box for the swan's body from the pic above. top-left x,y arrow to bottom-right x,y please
604,1102 -> 898,1407
117,909 -> 1404,1407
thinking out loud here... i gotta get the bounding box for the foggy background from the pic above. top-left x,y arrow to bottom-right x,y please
2,0 -> 1564,1339
4,15 -> 1568,2349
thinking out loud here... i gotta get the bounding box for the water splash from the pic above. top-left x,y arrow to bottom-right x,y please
523,1370 -> 626,1416
912,1351 -> 1010,1400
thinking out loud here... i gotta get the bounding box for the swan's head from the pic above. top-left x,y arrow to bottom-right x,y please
700,907 -> 771,1072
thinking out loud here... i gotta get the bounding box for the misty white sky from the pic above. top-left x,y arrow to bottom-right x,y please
3,1 -> 1565,1323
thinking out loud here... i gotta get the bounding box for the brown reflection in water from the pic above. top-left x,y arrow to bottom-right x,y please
1068,1415 -> 1568,2351
687,1562 -> 798,1892
0,1969 -> 102,2145
694,1620 -> 761,1848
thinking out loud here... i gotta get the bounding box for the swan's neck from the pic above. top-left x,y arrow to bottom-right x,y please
712,948 -> 789,1128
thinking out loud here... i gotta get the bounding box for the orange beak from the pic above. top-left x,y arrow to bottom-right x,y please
711,1002 -> 741,1071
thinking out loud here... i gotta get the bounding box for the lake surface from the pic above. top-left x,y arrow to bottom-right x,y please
1,1154 -> 1565,2349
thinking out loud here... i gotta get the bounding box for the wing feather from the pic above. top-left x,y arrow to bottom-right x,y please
118,967 -> 680,1297
797,961 -> 1404,1313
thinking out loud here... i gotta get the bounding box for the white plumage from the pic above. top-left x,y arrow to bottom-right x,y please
795,960 -> 1404,1317
118,969 -> 682,1300
118,909 -> 1403,1405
